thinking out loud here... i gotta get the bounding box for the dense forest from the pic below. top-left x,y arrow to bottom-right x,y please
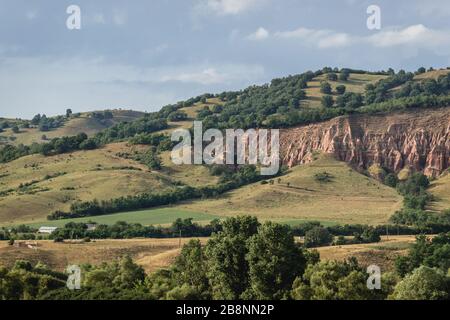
1,216 -> 449,300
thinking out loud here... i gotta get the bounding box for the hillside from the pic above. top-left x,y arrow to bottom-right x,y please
429,170 -> 450,211
0,109 -> 145,146
1,68 -> 450,227
0,142 -> 219,225
175,154 -> 403,225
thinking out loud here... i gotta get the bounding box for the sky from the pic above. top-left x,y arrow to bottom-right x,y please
1,0 -> 450,119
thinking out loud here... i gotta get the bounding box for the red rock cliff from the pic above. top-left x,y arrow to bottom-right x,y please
280,108 -> 450,178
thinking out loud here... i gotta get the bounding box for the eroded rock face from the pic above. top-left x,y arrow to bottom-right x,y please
280,108 -> 450,178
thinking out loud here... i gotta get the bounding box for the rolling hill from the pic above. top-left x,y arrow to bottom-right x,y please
0,109 -> 145,146
1,68 -> 450,228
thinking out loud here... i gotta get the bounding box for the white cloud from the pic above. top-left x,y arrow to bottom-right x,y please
161,64 -> 265,85
274,27 -> 353,48
197,0 -> 265,15
247,27 -> 269,41
367,24 -> 450,48
250,24 -> 450,53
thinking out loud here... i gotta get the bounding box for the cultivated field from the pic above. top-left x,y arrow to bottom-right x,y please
0,238 -> 208,273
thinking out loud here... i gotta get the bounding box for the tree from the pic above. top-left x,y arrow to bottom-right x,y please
320,81 -> 332,94
339,69 -> 350,81
390,266 -> 449,300
66,109 -> 73,118
167,111 -> 188,122
31,114 -> 41,125
11,125 -> 20,134
304,226 -> 333,247
172,239 -> 210,299
292,259 -> 374,300
211,105 -> 223,113
416,67 -> 426,74
336,85 -> 346,95
204,216 -> 259,299
321,95 -> 334,108
245,222 -> 306,299
327,73 -> 338,81
384,173 -> 399,188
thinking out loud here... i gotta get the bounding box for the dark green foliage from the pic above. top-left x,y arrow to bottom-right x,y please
336,85 -> 346,95
395,233 -> 450,277
167,111 -> 188,122
49,219 -> 221,240
391,266 -> 449,300
335,92 -> 364,109
205,216 -> 260,299
384,173 -> 399,188
314,171 -> 333,182
2,217 -> 450,300
133,147 -> 161,170
321,95 -> 334,108
0,262 -> 66,300
320,81 -> 332,94
327,73 -> 338,81
397,173 -> 431,210
339,69 -> 350,81
292,258 -> 378,300
304,226 -> 333,248
246,222 -> 306,299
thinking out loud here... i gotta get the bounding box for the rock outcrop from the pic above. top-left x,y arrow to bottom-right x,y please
280,108 -> 450,178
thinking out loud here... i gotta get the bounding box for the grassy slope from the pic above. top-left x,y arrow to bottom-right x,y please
175,154 -> 403,225
0,110 -> 145,146
302,73 -> 387,108
428,171 -> 450,212
0,142 -> 218,226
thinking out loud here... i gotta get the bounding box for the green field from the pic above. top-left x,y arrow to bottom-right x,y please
22,207 -> 343,229
24,208 -> 221,228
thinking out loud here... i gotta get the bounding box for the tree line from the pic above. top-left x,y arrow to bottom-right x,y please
2,216 -> 450,300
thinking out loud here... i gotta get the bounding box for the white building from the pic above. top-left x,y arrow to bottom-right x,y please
38,226 -> 58,234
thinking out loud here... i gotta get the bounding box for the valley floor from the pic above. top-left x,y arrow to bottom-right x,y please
0,235 -> 416,274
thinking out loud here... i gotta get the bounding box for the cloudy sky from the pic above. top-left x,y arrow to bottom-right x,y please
1,0 -> 450,118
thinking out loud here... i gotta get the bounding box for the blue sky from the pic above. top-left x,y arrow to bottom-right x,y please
1,0 -> 450,118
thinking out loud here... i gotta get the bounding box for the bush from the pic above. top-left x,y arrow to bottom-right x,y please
320,81 -> 332,94
304,226 -> 333,248
336,85 -> 346,95
321,95 -> 334,108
